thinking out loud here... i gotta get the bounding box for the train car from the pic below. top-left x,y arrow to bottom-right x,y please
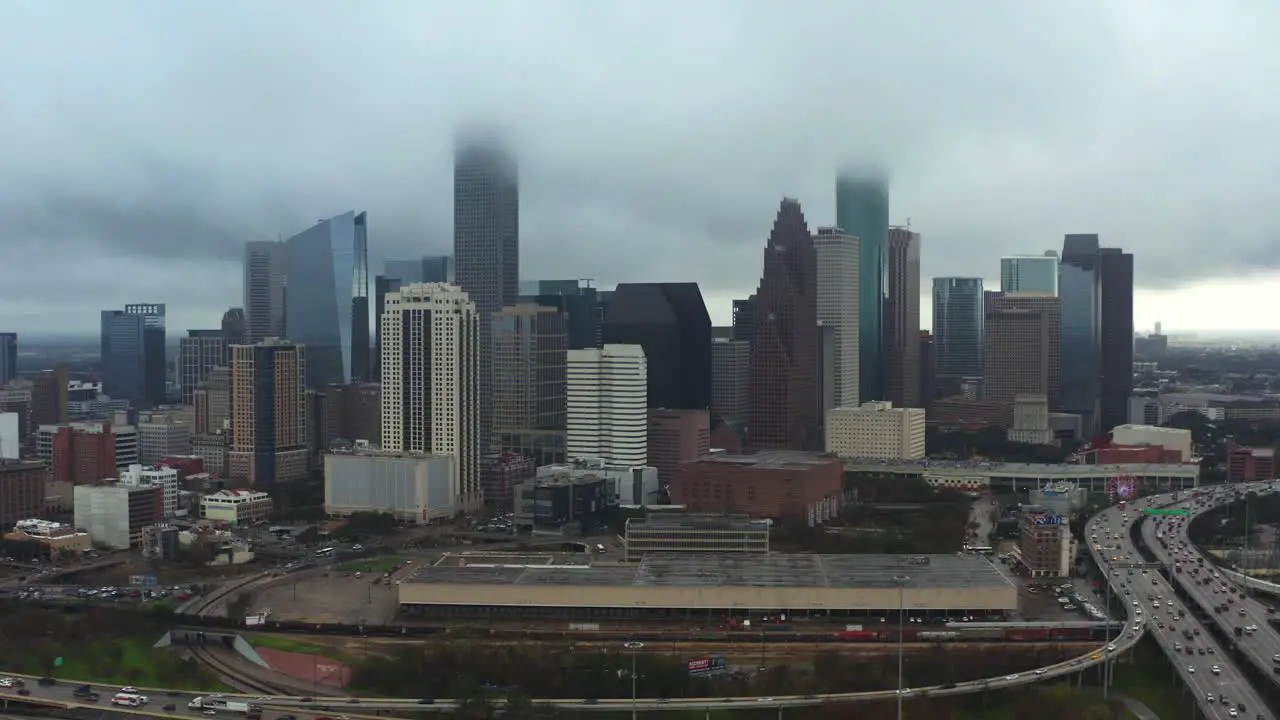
761,624 -> 795,632
836,630 -> 880,642
962,628 -> 1006,641
917,631 -> 959,642
1048,626 -> 1093,641
1004,628 -> 1051,641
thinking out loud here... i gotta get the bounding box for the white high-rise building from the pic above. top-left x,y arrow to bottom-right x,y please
825,401 -> 926,460
379,283 -> 481,511
566,345 -> 647,466
813,227 -> 861,410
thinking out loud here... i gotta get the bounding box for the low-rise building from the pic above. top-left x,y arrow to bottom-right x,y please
535,458 -> 660,506
1028,483 -> 1089,517
825,402 -> 926,460
7,519 -> 91,554
1110,424 -> 1192,463
480,453 -> 535,513
136,413 -> 192,465
72,482 -> 161,549
669,452 -> 845,525
324,449 -> 457,523
513,472 -> 608,533
623,514 -> 769,562
199,489 -> 273,526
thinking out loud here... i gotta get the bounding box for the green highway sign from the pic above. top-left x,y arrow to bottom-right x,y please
1143,508 -> 1190,517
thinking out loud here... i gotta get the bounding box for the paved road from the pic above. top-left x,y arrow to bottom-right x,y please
1095,498 -> 1269,719
1146,483 -> 1280,705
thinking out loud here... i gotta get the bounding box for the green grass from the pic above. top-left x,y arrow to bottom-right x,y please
48,637 -> 227,691
244,633 -> 329,655
335,556 -> 405,574
1111,663 -> 1194,720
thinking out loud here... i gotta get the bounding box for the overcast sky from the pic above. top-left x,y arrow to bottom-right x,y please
3,0 -> 1279,338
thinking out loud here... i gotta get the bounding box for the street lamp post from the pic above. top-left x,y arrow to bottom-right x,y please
625,640 -> 644,720
893,574 -> 910,720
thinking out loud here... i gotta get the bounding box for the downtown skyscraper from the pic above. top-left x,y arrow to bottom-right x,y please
284,211 -> 370,387
886,226 -> 921,409
749,198 -> 819,451
453,133 -> 519,451
243,241 -> 288,344
836,169 -> 890,403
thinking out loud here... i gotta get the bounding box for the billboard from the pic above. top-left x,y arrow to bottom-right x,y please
1030,514 -> 1066,526
687,656 -> 727,675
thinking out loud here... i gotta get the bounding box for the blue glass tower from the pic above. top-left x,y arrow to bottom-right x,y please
931,278 -> 985,381
100,310 -> 145,405
1059,234 -> 1101,430
836,170 -> 890,402
285,210 -> 368,387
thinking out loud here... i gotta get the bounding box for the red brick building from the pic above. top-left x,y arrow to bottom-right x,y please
669,451 -> 844,525
0,460 -> 48,528
51,425 -> 117,485
647,409 -> 710,483
480,452 -> 534,512
1086,445 -> 1183,465
1227,445 -> 1276,483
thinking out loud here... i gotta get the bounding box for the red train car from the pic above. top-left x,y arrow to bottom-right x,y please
1048,626 -> 1092,641
837,630 -> 880,641
1004,628 -> 1051,641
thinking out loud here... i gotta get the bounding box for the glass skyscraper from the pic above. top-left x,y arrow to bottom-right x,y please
1000,254 -> 1059,294
836,170 -> 889,402
285,210 -> 369,387
932,278 -> 985,380
1059,234 -> 1101,429
100,310 -> 146,405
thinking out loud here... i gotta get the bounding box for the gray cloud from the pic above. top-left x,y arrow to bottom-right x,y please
2,0 -> 1279,334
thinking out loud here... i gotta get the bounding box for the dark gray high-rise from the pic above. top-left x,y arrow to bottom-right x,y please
0,333 -> 15,387
602,283 -> 713,410
125,304 -> 166,407
1059,234 -> 1102,432
454,134 -> 519,450
1099,247 -> 1134,433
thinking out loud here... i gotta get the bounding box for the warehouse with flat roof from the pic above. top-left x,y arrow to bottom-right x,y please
397,553 -> 1017,618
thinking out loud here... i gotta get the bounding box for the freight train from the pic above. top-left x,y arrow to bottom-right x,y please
171,612 -> 1114,644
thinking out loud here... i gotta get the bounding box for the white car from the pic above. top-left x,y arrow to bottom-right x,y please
1034,668 -> 1046,675
1211,665 -> 1221,675
0,678 -> 13,688
1187,665 -> 1195,673
1107,644 -> 1117,652
1004,674 -> 1019,680
120,687 -> 139,694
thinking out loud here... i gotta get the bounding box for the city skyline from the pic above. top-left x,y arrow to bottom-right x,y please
3,3 -> 1276,335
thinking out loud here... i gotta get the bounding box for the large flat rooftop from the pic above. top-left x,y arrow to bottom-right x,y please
841,460 -> 1198,476
405,553 -> 1008,591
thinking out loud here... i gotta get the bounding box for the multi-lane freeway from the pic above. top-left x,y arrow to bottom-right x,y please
1097,495 -> 1268,719
1147,484 -> 1280,700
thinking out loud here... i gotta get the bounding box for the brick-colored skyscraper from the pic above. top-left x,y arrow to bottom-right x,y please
748,198 -> 819,451
983,293 -> 1061,408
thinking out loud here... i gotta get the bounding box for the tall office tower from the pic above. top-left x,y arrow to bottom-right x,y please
711,337 -> 750,424
228,339 -> 308,487
527,283 -> 601,351
749,198 -> 819,450
1001,253 -> 1059,294
379,283 -> 481,510
983,293 -> 1061,407
932,278 -> 985,386
193,365 -> 231,435
372,275 -> 402,381
601,283 -> 712,410
1059,234 -> 1102,433
918,330 -> 936,412
454,134 -> 519,453
284,210 -> 369,388
30,365 -> 68,427
221,308 -> 246,345
384,255 -> 453,285
1099,247 -> 1134,433
566,345 -> 647,466
0,333 -> 15,386
812,227 -> 861,412
886,227 -> 921,408
100,310 -> 145,406
243,241 -> 287,343
731,299 -> 754,343
492,304 -> 568,466
124,304 -> 166,407
836,169 -> 890,402
179,330 -> 230,405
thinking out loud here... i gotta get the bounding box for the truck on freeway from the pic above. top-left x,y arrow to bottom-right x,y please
189,696 -> 263,717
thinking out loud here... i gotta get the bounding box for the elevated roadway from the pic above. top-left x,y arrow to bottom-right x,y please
1151,483 -> 1280,693
1099,497 -> 1268,718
